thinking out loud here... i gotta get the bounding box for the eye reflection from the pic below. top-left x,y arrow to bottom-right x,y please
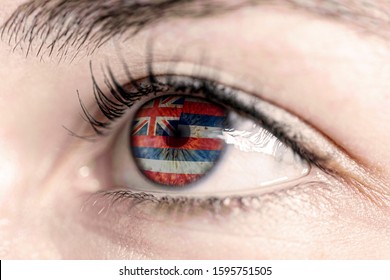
131,95 -> 227,186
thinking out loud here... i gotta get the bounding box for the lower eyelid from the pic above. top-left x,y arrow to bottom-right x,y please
68,173 -> 383,259
79,171 -> 338,239
88,166 -> 325,213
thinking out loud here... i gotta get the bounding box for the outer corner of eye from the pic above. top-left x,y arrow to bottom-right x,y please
110,92 -> 310,196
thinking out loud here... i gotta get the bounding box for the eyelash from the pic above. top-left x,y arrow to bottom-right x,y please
79,59 -> 323,213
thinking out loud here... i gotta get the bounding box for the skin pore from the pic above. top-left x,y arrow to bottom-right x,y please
0,0 -> 390,259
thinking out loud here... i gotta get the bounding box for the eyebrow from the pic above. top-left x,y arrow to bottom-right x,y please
1,0 -> 389,60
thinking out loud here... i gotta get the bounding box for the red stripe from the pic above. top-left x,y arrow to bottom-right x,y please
132,135 -> 224,150
183,101 -> 226,116
137,107 -> 182,118
143,171 -> 202,186
137,101 -> 225,117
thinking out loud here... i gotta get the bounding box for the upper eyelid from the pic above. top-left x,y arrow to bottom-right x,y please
2,0 -> 389,61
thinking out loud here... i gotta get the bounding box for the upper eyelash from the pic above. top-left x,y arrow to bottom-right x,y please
77,58 -> 326,174
80,61 -> 166,136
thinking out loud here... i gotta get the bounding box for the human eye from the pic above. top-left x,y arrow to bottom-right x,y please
102,74 -> 311,195
75,56 -> 347,218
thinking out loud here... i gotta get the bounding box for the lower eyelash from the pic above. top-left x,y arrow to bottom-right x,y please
93,190 -> 262,215
86,179 -> 331,218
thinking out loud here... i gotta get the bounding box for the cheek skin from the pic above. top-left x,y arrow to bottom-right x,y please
0,187 -> 60,259
0,42 -> 93,258
0,58 -> 92,200
0,144 -> 18,197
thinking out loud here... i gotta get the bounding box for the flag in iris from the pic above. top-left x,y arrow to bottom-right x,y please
131,95 -> 227,186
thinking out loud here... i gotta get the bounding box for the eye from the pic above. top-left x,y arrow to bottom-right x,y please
103,76 -> 311,196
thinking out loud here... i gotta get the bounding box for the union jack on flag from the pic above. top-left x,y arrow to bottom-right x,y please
131,95 -> 227,186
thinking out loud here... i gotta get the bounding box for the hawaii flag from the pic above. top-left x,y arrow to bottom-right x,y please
131,95 -> 227,186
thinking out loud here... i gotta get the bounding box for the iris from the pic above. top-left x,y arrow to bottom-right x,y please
131,95 -> 227,186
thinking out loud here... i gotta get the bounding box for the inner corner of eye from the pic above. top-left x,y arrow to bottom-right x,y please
126,94 -> 310,191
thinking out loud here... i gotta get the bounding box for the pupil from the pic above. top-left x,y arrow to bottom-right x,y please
166,124 -> 190,148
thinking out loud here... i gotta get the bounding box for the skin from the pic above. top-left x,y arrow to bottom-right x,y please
0,0 -> 390,259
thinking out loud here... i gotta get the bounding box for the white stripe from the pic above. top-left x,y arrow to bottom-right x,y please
180,125 -> 223,138
138,158 -> 213,174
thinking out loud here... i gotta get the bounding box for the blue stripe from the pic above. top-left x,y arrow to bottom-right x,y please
133,147 -> 222,162
180,113 -> 226,127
